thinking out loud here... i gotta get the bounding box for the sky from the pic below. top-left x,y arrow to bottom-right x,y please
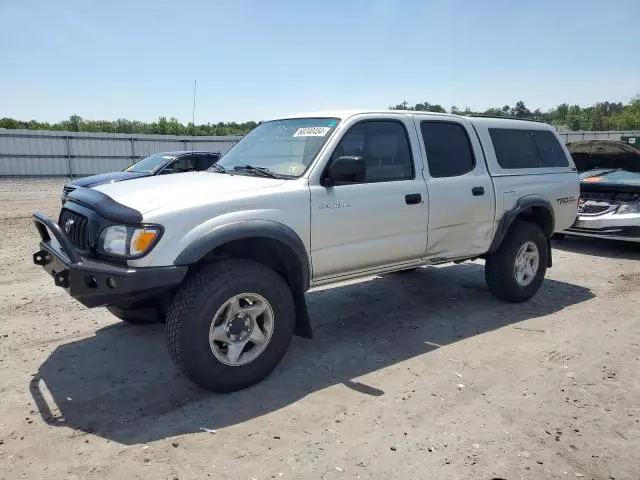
1,0 -> 639,124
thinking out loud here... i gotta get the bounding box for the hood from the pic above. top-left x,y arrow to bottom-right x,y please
570,140 -> 640,194
568,140 -> 640,173
71,171 -> 150,188
91,171 -> 286,214
580,169 -> 640,194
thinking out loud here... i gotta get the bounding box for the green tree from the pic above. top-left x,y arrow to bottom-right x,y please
2,95 -> 640,136
167,117 -> 184,135
568,116 -> 582,131
512,101 -> 531,118
0,118 -> 21,129
63,114 -> 83,132
555,103 -> 569,123
483,107 -> 505,117
589,104 -> 604,130
154,116 -> 169,135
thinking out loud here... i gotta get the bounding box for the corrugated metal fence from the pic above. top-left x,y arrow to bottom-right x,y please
1,128 -> 639,177
0,129 -> 241,176
559,130 -> 640,143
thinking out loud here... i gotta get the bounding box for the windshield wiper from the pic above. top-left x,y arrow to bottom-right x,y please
582,168 -> 621,177
233,164 -> 279,178
210,164 -> 228,174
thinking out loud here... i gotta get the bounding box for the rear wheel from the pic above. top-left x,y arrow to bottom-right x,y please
166,259 -> 295,392
485,222 -> 548,302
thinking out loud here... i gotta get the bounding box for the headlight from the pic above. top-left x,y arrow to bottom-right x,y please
98,225 -> 162,258
615,202 -> 640,215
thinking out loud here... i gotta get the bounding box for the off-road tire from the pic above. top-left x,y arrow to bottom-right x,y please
485,221 -> 548,302
166,259 -> 295,392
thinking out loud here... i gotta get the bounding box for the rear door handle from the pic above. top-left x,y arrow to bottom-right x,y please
405,193 -> 422,205
472,186 -> 485,196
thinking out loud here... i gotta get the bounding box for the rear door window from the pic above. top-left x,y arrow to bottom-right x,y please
196,154 -> 218,170
489,129 -> 569,169
170,155 -> 198,172
420,121 -> 475,177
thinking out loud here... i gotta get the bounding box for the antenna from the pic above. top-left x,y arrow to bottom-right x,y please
192,79 -> 197,126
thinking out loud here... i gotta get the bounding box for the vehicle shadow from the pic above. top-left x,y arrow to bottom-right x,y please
30,263 -> 594,445
553,235 -> 640,260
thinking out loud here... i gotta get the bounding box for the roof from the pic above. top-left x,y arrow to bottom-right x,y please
273,110 -> 551,129
156,150 -> 220,157
465,116 -> 552,130
275,109 -> 459,120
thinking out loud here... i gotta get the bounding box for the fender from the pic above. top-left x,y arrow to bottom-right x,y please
173,220 -> 311,291
488,195 -> 555,256
174,220 -> 313,339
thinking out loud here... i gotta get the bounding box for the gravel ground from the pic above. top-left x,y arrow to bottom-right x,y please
0,178 -> 639,480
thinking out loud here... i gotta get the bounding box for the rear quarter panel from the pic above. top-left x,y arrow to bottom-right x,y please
491,173 -> 580,232
471,118 -> 579,232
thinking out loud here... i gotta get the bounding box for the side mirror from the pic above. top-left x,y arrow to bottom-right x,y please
323,156 -> 365,186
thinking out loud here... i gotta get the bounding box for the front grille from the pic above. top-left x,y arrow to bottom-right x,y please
63,185 -> 76,195
577,199 -> 616,216
582,203 -> 610,214
59,209 -> 89,249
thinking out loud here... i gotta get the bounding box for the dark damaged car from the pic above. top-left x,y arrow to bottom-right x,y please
61,151 -> 220,204
564,140 -> 640,243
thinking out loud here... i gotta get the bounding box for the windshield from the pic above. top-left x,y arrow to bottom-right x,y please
213,118 -> 340,177
125,153 -> 174,173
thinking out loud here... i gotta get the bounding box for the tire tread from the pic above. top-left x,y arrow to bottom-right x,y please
166,259 -> 295,392
485,221 -> 548,302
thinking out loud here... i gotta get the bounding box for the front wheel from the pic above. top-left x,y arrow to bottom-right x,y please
485,222 -> 548,302
166,259 -> 295,392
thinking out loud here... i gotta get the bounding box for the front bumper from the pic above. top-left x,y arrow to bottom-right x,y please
565,212 -> 640,243
32,212 -> 187,308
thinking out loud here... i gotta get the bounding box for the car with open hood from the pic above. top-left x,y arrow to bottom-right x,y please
564,140 -> 640,243
60,150 -> 220,204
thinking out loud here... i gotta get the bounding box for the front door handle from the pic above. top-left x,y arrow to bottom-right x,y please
405,193 -> 422,205
472,186 -> 485,196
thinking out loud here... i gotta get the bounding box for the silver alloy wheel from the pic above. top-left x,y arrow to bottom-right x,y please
208,293 -> 275,366
513,241 -> 540,287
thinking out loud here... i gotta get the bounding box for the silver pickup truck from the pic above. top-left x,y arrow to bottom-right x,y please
32,110 -> 579,392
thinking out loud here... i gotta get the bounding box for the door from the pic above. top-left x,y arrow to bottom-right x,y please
417,118 -> 495,259
196,153 -> 219,171
310,118 -> 429,280
163,155 -> 199,174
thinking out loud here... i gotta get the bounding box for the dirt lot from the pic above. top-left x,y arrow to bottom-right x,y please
0,178 -> 639,480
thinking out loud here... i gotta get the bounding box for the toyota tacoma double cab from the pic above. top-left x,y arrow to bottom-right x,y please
32,110 -> 579,392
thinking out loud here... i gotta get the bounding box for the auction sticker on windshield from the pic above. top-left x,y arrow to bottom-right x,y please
293,127 -> 331,137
